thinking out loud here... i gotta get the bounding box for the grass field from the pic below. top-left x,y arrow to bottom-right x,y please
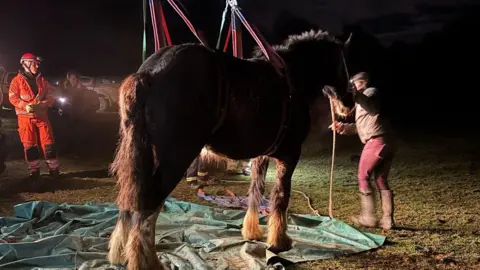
0,121 -> 479,269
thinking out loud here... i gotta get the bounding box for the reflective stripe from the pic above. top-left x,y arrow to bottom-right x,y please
17,100 -> 27,108
16,111 -> 34,115
186,176 -> 198,182
46,159 -> 60,169
28,160 -> 41,169
198,171 -> 208,177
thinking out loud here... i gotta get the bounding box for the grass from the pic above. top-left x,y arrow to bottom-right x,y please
0,129 -> 479,269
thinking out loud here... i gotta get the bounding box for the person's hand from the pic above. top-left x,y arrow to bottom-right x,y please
25,104 -> 35,113
328,121 -> 345,134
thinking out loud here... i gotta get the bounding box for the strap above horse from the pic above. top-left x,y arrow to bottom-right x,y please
226,0 -> 287,76
149,0 -> 209,52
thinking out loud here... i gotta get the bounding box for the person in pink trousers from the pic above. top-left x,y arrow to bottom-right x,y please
330,72 -> 396,231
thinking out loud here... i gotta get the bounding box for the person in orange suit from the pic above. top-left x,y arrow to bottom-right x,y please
9,53 -> 60,180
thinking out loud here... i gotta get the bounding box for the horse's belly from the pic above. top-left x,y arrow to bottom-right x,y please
207,95 -> 284,159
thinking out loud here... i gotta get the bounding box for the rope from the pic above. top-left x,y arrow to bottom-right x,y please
291,190 -> 320,216
220,180 -> 321,216
328,97 -> 337,218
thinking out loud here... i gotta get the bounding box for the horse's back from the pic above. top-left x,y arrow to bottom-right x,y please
138,44 -> 214,75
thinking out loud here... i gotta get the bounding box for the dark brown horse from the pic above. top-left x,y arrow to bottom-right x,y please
108,30 -> 352,270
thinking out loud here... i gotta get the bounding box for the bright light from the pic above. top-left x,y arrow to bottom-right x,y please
58,97 -> 67,103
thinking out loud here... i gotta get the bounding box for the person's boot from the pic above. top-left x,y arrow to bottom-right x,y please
351,189 -> 377,228
49,169 -> 60,179
0,163 -> 6,176
379,190 -> 394,231
0,134 -> 6,176
242,166 -> 251,176
199,171 -> 218,185
30,170 -> 40,181
186,177 -> 203,190
241,160 -> 252,176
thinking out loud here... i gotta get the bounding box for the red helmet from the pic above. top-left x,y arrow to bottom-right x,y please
20,53 -> 42,64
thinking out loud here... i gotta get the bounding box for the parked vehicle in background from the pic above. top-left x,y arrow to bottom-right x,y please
1,66 -> 17,110
53,75 -> 120,112
78,76 -> 120,112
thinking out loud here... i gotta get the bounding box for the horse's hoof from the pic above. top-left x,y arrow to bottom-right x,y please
242,209 -> 264,241
241,226 -> 264,241
267,234 -> 293,253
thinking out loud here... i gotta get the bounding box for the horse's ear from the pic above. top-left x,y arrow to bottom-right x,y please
344,33 -> 352,49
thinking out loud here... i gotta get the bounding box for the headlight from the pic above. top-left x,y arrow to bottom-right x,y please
58,97 -> 67,103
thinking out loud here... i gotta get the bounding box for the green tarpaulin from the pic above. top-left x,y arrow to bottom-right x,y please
0,198 -> 385,269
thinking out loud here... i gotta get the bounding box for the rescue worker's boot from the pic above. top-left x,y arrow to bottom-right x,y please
30,170 -> 40,181
379,190 -> 394,231
186,176 -> 203,190
351,188 -> 377,228
185,157 -> 203,189
241,160 -> 251,176
0,163 -> 6,176
49,169 -> 60,179
0,133 -> 6,176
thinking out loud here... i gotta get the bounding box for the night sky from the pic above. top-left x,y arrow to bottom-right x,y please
0,0 -> 476,77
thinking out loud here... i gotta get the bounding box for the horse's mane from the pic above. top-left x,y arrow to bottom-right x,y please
251,29 -> 343,59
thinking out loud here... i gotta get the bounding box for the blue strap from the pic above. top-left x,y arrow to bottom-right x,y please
216,0 -> 230,50
142,0 -> 147,62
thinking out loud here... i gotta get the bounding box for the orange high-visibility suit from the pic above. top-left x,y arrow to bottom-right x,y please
8,72 -> 59,172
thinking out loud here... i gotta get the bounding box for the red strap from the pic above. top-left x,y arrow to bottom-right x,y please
252,24 -> 286,74
223,23 -> 232,52
159,3 -> 172,46
230,7 -> 286,74
148,1 -> 160,51
166,0 -> 209,47
231,13 -> 243,59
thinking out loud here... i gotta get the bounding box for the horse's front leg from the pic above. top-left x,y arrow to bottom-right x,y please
125,207 -> 167,270
267,153 -> 300,252
242,156 -> 269,241
108,210 -> 132,264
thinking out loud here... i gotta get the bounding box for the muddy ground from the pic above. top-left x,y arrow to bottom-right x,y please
0,110 -> 479,270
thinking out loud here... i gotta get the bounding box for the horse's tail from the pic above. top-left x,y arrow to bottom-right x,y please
110,73 -> 153,211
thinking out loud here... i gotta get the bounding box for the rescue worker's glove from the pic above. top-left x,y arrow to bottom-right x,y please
26,104 -> 35,113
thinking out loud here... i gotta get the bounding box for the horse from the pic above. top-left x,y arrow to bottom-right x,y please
108,29 -> 352,270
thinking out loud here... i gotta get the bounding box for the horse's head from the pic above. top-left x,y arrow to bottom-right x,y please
261,30 -> 354,116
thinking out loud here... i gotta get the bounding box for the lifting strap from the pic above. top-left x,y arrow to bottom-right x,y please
149,0 -> 172,52
147,0 -> 284,75
216,3 -> 230,51
231,11 -> 243,58
147,0 -> 208,54
226,0 -> 286,74
143,0 -> 147,62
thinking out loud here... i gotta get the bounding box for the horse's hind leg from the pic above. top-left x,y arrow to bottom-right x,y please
267,152 -> 300,252
125,207 -> 167,270
108,210 -> 132,264
242,156 -> 269,241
